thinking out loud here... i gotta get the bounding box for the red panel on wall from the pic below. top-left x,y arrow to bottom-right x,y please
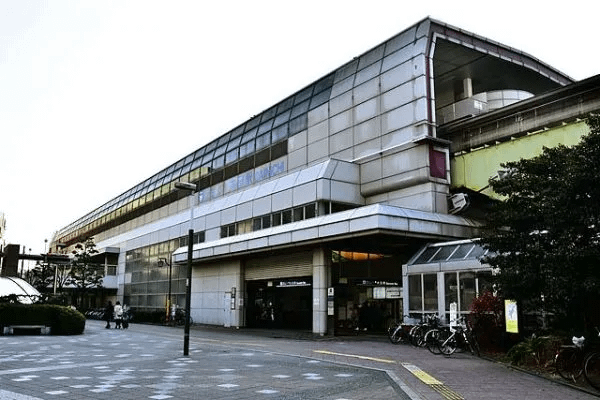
429,146 -> 446,178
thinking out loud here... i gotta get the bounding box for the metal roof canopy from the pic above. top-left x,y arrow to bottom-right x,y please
405,238 -> 490,272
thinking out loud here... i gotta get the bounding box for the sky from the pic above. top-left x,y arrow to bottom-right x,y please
1,0 -> 598,256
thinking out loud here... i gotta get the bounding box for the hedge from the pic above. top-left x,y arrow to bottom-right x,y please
0,304 -> 86,335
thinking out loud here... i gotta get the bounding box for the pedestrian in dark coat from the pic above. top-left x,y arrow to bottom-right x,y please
104,301 -> 114,329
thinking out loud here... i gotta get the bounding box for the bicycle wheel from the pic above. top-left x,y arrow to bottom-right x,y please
439,331 -> 457,355
425,329 -> 442,355
584,352 -> 600,390
466,331 -> 480,357
555,347 -> 583,382
411,326 -> 425,347
388,323 -> 405,344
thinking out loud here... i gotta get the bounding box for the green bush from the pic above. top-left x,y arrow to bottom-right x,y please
0,304 -> 86,335
507,335 -> 562,368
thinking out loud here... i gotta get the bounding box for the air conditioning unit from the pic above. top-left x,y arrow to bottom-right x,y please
448,193 -> 469,214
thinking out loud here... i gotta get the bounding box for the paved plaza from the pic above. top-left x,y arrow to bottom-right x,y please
1,320 -> 598,399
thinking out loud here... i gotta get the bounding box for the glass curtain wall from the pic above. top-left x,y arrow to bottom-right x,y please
124,234 -> 203,312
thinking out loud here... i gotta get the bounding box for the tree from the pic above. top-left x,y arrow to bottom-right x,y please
29,260 -> 55,293
480,115 -> 600,331
68,237 -> 104,308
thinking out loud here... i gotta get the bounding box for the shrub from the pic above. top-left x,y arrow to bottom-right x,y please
507,335 -> 562,369
469,291 -> 505,352
0,304 -> 86,335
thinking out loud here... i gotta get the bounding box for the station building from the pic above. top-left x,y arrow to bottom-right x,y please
51,17 -> 598,335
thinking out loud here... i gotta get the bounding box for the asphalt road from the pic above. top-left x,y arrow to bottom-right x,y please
0,320 -> 598,399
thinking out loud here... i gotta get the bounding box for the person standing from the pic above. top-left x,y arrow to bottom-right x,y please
114,301 -> 123,329
104,300 -> 114,329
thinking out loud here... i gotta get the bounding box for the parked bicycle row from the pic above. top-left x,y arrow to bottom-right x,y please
387,314 -> 480,357
388,314 -> 600,393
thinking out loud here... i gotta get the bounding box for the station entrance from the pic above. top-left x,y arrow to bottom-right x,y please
331,251 -> 404,334
246,278 -> 312,330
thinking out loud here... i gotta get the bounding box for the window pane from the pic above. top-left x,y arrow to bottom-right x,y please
291,100 -> 309,118
408,275 -> 422,311
277,97 -> 294,113
245,115 -> 260,131
258,119 -> 273,134
293,207 -> 303,221
289,114 -> 308,134
449,244 -> 474,260
304,203 -> 316,219
477,271 -> 493,295
253,218 -> 262,231
444,273 -> 458,312
274,110 -> 291,127
239,140 -> 255,158
430,245 -> 457,262
272,213 -> 281,226
262,215 -> 271,229
294,86 -> 313,104
241,127 -> 258,144
214,145 -> 227,157
468,245 -> 486,259
414,247 -> 440,264
225,148 -> 238,165
423,274 -> 438,311
212,155 -> 225,169
272,123 -> 288,143
227,135 -> 242,150
282,210 -> 292,224
460,272 -> 476,311
256,132 -> 270,151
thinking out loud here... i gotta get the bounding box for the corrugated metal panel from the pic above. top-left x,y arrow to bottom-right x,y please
245,251 -> 313,280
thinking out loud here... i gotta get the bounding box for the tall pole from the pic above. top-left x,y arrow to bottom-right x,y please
168,258 -> 172,323
174,181 -> 197,357
183,228 -> 193,356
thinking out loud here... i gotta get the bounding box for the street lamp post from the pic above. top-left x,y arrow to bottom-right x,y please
158,257 -> 172,323
174,181 -> 197,356
52,243 -> 67,295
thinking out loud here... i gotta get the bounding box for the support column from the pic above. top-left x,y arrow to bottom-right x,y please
312,247 -> 330,336
437,272 -> 446,324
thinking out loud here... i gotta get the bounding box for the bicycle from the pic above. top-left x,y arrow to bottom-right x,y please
408,314 -> 440,347
434,317 -> 480,356
388,318 -> 412,344
172,308 -> 193,326
555,328 -> 600,390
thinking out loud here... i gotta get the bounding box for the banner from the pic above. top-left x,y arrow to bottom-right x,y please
505,299 -> 519,333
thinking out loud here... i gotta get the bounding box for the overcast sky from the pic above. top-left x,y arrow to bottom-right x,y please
1,0 -> 598,255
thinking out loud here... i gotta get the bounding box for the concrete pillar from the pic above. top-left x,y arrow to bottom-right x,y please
312,248 -> 330,336
463,77 -> 473,98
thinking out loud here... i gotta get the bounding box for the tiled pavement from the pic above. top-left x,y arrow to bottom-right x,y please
1,320 -> 599,399
0,321 -> 402,399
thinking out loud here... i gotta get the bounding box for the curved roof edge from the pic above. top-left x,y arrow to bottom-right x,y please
426,17 -> 573,85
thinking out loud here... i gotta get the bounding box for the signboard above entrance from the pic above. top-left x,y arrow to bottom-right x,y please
275,279 -> 311,288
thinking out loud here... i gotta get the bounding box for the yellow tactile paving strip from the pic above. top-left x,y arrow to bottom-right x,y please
402,363 -> 464,400
312,350 -> 465,400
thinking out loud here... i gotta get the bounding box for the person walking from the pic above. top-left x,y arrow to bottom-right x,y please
104,300 -> 114,329
114,301 -> 123,329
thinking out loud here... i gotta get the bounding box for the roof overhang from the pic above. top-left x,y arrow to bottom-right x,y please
172,204 -> 480,264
